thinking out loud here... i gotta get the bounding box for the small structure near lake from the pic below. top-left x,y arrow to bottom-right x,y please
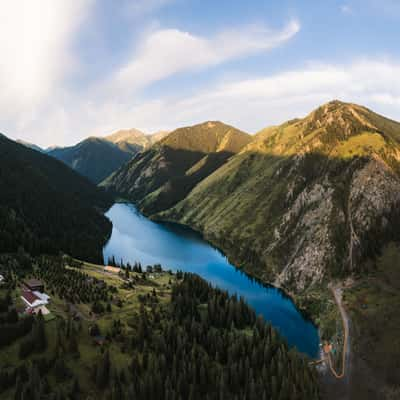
21,290 -> 50,315
20,278 -> 51,315
23,278 -> 44,292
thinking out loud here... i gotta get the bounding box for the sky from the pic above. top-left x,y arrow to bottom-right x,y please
1,0 -> 400,147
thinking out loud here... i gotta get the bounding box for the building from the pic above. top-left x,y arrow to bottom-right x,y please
23,278 -> 44,292
21,290 -> 50,315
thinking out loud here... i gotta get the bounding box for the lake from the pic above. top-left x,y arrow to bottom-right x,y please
103,203 -> 319,358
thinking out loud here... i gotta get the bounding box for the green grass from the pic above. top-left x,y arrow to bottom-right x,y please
0,261 -> 176,399
332,132 -> 386,158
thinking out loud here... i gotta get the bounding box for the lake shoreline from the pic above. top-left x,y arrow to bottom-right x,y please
104,202 -> 320,358
148,208 -> 322,327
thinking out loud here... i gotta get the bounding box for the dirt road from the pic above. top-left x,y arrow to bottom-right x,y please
328,286 -> 350,379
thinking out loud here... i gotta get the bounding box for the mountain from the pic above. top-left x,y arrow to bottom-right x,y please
48,137 -> 133,184
149,130 -> 170,144
0,134 -> 112,262
158,101 -> 400,290
105,128 -> 170,152
102,121 -> 252,214
105,128 -> 148,153
16,139 -> 44,153
106,101 -> 400,294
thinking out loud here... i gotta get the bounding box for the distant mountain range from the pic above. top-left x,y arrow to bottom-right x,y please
18,128 -> 170,184
47,137 -> 133,184
0,134 -> 112,262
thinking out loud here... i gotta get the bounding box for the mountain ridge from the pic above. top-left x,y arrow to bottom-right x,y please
158,101 -> 400,290
102,101 -> 400,294
47,128 -> 170,183
48,137 -> 133,184
102,120 -> 252,214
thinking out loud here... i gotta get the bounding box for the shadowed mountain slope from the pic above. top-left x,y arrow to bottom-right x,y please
102,121 -> 251,214
48,137 -> 133,184
0,134 -> 112,262
154,101 -> 400,291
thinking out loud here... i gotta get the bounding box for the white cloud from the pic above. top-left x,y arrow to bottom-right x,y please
109,19 -> 300,96
0,0 -> 91,130
3,6 -> 399,149
163,60 -> 400,130
0,11 -> 300,146
90,59 -> 400,136
29,59 -> 400,147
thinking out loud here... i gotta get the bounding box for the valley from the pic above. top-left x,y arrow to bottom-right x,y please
2,1 -> 398,397
101,100 -> 400,398
1,100 -> 400,399
103,202 -> 320,357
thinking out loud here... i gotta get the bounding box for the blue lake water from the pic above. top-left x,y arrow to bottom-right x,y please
103,203 -> 319,358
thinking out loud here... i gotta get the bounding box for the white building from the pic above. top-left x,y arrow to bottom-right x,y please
21,290 -> 51,314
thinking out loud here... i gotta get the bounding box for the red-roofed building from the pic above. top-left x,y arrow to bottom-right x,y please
21,290 -> 50,310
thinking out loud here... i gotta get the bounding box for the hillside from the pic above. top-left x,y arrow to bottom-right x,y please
0,254 -> 320,399
48,137 -> 133,184
102,121 -> 251,214
151,101 -> 400,292
0,134 -> 112,262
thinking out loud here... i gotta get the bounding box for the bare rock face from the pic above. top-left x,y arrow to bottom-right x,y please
271,156 -> 400,291
159,101 -> 400,292
274,182 -> 336,290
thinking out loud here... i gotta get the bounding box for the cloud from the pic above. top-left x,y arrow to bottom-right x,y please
29,59 -> 400,147
90,59 -> 400,136
0,10 -> 299,146
161,59 -> 400,130
3,5 -> 399,149
0,0 -> 92,128
109,19 -> 300,96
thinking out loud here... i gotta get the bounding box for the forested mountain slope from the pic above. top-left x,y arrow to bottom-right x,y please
0,134 -> 112,262
154,101 -> 400,291
102,121 -> 251,214
48,137 -> 133,184
0,257 -> 320,399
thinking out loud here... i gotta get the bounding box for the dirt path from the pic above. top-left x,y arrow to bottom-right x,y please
328,286 -> 350,380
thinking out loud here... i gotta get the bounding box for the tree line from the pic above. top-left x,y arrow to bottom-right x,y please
0,255 -> 320,399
